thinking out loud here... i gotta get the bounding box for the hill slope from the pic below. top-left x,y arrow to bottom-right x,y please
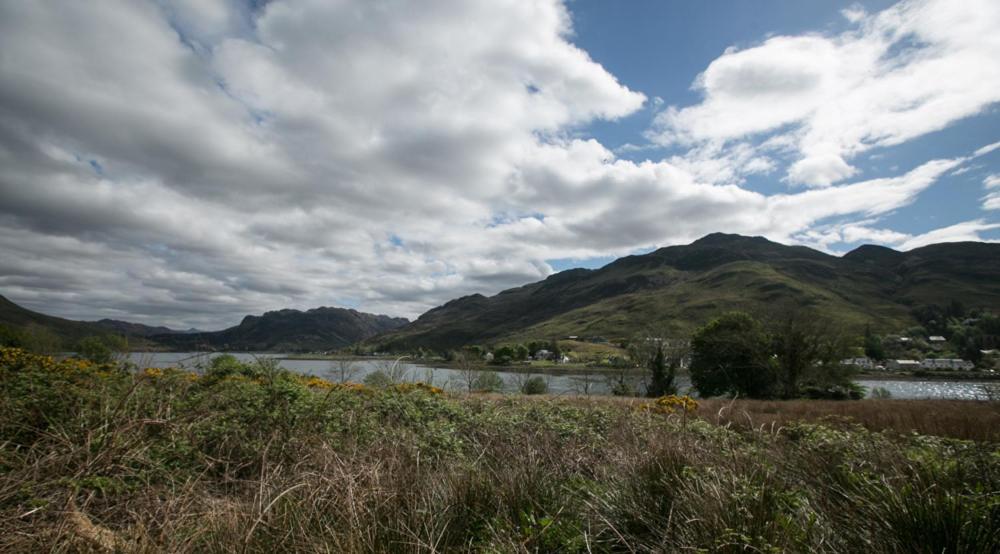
372,234 -> 1000,350
0,295 -> 168,347
152,307 -> 409,352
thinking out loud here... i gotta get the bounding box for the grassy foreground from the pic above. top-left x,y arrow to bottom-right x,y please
1,348 -> 998,553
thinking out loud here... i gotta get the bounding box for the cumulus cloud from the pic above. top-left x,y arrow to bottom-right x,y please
649,0 -> 1000,187
0,0 -> 995,329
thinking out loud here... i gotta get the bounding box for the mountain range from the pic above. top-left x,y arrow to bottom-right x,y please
150,307 -> 409,352
0,295 -> 173,348
4,233 -> 999,352
370,233 -> 1000,350
0,296 -> 407,352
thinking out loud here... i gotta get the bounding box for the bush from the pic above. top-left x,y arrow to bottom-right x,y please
801,383 -> 865,400
520,376 -> 548,395
75,335 -> 127,364
472,371 -> 505,392
363,369 -> 394,388
870,386 -> 892,399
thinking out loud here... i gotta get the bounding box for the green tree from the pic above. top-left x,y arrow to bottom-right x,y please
863,325 -> 886,361
492,345 -> 515,365
689,312 -> 775,398
549,339 -> 562,360
769,311 -> 826,399
513,344 -> 529,361
629,335 -> 681,397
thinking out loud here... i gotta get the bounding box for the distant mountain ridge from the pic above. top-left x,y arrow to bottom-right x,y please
151,306 -> 409,352
372,233 -> 1000,350
1,295 -> 408,352
92,319 -> 201,337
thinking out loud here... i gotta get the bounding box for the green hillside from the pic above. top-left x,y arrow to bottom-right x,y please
372,234 -> 1000,350
0,295 -> 152,349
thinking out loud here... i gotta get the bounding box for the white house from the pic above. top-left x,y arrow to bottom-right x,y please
534,349 -> 551,361
920,358 -> 974,370
887,359 -> 921,371
928,336 -> 947,343
841,357 -> 876,370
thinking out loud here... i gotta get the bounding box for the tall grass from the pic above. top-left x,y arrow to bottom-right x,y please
1,347 -> 997,552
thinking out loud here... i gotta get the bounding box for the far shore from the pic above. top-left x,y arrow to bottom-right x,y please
129,350 -> 1000,381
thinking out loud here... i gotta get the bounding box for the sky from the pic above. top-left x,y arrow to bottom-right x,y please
0,0 -> 998,330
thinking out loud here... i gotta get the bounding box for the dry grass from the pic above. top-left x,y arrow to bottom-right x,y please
523,395 -> 1000,442
1,348 -> 998,552
700,398 -> 1000,441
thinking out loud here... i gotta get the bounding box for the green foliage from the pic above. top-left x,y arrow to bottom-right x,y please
610,379 -> 636,396
870,386 -> 892,399
646,345 -> 678,397
520,376 -> 548,395
864,325 -> 886,361
362,370 -> 393,388
690,312 -> 776,398
471,371 -> 504,392
548,339 -> 562,360
0,324 -> 26,348
75,335 -> 126,364
630,336 -> 679,397
0,324 -> 62,353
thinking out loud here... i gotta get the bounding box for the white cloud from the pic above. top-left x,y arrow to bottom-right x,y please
649,0 -> 1000,187
898,220 -> 1000,250
982,174 -> 1000,210
975,141 -> 1000,157
787,154 -> 857,187
0,0 -> 649,326
842,5 -> 868,24
0,0 -> 995,329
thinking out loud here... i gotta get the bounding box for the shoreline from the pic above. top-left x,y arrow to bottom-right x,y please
132,351 -> 999,381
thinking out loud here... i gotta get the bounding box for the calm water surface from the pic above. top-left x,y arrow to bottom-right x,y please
127,352 -> 997,400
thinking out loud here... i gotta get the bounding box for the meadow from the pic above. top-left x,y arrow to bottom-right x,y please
1,347 -> 997,552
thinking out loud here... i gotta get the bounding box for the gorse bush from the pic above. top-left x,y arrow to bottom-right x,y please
1,346 -> 998,553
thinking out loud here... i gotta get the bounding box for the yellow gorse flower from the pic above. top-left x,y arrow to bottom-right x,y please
1,346 -> 98,375
295,375 -> 374,393
300,375 -> 335,389
393,382 -> 444,395
143,367 -> 164,379
639,395 -> 699,415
